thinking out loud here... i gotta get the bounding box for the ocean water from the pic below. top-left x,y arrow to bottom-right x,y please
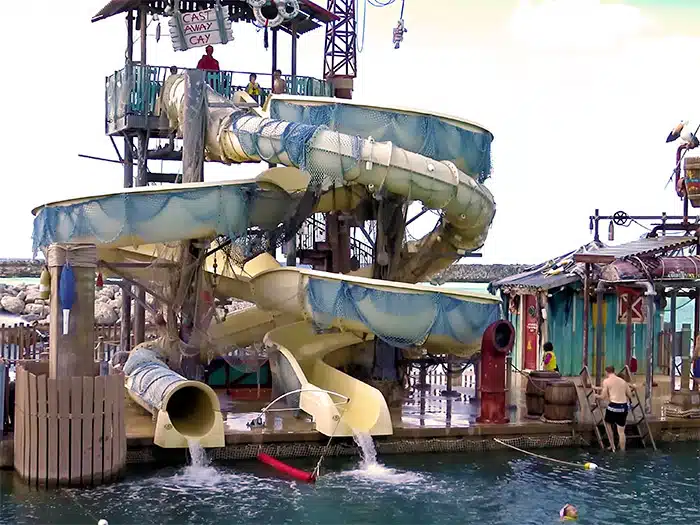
0,443 -> 697,525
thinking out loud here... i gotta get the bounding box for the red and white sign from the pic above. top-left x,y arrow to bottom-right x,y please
617,292 -> 646,324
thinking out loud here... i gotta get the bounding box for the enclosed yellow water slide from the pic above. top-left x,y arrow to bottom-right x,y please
32,79 -> 500,441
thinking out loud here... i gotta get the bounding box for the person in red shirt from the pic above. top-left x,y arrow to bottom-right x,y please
196,45 -> 220,71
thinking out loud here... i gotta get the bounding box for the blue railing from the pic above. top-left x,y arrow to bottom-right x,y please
105,64 -> 333,131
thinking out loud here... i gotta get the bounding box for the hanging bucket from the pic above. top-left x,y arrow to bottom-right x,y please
257,453 -> 316,483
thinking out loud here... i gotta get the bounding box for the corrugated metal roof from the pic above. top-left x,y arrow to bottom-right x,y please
490,242 -> 602,292
584,235 -> 696,259
491,234 -> 698,293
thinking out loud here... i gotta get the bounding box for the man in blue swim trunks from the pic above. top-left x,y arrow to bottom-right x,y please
595,365 -> 634,451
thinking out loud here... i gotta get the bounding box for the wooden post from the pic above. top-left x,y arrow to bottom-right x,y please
625,291 -> 633,367
670,289 -> 677,391
122,12 -> 134,354
644,294 -> 655,414
595,286 -> 604,386
47,244 -> 97,379
582,263 -> 590,368
680,323 -> 691,391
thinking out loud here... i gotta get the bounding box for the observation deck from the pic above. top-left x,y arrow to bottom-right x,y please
105,64 -> 333,136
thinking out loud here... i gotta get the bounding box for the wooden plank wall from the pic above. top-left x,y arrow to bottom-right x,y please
13,365 -> 125,487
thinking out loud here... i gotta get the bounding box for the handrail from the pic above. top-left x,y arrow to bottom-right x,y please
105,63 -> 332,128
297,214 -> 375,266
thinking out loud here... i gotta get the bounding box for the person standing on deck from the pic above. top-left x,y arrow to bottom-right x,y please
595,365 -> 634,451
246,73 -> 261,102
542,341 -> 559,373
272,69 -> 287,94
197,45 -> 220,71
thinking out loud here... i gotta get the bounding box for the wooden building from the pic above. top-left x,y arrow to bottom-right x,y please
490,235 -> 698,381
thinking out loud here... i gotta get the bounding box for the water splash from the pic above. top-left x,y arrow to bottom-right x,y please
344,432 -> 423,484
175,440 -> 221,486
188,440 -> 210,469
353,432 -> 378,469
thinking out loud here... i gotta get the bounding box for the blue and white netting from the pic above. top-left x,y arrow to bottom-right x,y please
306,277 -> 500,348
230,112 -> 364,188
270,100 -> 492,183
32,184 -> 258,256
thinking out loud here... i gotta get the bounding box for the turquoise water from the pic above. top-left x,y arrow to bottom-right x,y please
0,443 -> 697,525
0,277 -> 39,286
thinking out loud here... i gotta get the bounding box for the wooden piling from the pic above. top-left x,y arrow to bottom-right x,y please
47,244 -> 97,379
13,362 -> 125,487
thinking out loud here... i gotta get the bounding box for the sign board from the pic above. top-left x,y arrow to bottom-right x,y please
617,292 -> 646,324
168,8 -> 233,52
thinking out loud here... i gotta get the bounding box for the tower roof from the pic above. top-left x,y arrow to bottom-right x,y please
93,0 -> 338,34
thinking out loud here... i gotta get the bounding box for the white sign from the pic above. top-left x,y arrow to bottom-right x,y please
168,8 -> 233,52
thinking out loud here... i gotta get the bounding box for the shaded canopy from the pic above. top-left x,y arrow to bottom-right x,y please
93,0 -> 338,35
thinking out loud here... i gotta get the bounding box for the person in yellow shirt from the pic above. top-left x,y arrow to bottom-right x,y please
559,504 -> 578,520
542,341 -> 559,373
246,73 -> 261,102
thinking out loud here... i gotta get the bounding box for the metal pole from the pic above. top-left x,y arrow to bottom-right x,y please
645,293 -> 656,414
139,4 -> 147,65
291,23 -> 297,85
593,208 -> 600,242
126,11 -> 134,65
595,285 -> 604,386
582,264 -> 590,368
670,289 -> 677,391
272,29 -> 278,77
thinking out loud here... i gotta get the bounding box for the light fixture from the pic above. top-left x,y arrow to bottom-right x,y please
608,220 -> 615,241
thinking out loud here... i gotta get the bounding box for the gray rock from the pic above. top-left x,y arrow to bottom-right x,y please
16,291 -> 26,302
24,287 -> 43,303
23,303 -> 47,316
94,303 -> 118,325
21,314 -> 42,323
1,296 -> 25,315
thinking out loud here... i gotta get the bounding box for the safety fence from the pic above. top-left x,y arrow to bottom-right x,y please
0,323 -> 128,363
105,64 -> 333,131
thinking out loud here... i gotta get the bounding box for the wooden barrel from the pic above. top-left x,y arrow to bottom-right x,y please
543,379 -> 577,421
525,371 -> 560,417
684,157 -> 700,207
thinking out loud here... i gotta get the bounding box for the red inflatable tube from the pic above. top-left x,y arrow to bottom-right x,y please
257,453 -> 316,483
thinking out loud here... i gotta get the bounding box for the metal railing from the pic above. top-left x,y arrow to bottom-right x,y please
296,213 -> 375,268
105,64 -> 333,130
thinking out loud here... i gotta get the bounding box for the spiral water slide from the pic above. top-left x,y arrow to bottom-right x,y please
31,73 -> 500,442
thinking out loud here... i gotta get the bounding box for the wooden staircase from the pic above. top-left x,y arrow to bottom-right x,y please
579,366 -> 656,451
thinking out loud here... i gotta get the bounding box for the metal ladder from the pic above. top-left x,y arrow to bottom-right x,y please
579,366 -> 656,451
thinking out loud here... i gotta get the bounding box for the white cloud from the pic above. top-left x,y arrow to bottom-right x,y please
510,0 -> 651,50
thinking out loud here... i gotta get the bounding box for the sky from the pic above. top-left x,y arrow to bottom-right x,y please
1,0 -> 699,264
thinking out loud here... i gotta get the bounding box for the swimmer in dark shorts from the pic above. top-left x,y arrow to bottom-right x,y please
595,365 -> 634,451
604,401 -> 629,428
